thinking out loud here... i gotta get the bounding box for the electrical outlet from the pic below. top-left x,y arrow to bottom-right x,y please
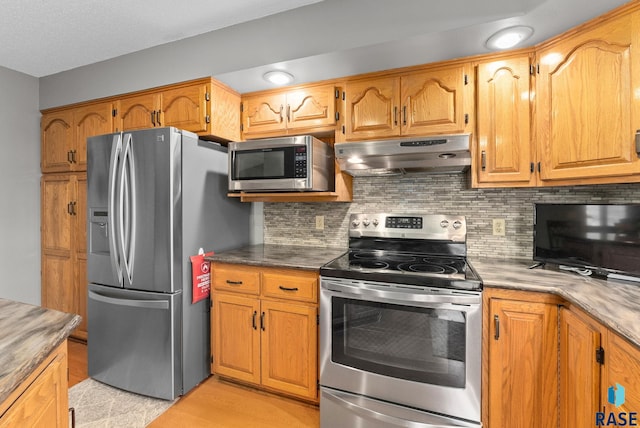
315,215 -> 325,230
493,218 -> 506,236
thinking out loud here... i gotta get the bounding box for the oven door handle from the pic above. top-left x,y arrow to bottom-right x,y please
322,281 -> 480,305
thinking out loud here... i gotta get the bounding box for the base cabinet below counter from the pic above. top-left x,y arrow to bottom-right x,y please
484,287 -> 640,428
0,341 -> 69,427
483,288 -> 561,428
560,303 -> 640,428
210,263 -> 319,403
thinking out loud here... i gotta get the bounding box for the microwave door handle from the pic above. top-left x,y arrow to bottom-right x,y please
108,133 -> 124,287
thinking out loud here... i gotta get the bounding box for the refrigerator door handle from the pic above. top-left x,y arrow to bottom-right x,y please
88,290 -> 169,310
108,133 -> 124,286
120,133 -> 137,286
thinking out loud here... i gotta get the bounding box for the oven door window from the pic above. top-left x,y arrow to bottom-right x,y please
332,297 -> 466,388
232,147 -> 298,180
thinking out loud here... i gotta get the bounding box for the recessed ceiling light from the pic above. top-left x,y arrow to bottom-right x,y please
486,26 -> 534,50
263,70 -> 294,85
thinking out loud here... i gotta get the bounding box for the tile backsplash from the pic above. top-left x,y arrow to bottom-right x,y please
263,174 -> 640,259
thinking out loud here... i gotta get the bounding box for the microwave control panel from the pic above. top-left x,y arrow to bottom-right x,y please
294,146 -> 307,178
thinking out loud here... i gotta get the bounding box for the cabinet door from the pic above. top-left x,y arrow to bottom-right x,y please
0,344 -> 68,428
488,298 -> 558,428
260,300 -> 318,400
211,293 -> 261,385
286,85 -> 337,131
345,77 -> 400,140
559,307 -> 602,428
242,93 -> 287,137
118,93 -> 160,131
401,65 -> 469,136
476,55 -> 535,186
536,11 -> 640,183
161,84 -> 208,133
603,331 -> 640,415
209,81 -> 241,142
73,102 -> 114,171
41,110 -> 73,173
74,174 -> 88,340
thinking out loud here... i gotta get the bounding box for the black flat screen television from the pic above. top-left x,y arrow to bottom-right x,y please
534,203 -> 640,280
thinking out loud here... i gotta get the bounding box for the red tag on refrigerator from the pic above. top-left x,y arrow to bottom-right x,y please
191,251 -> 213,303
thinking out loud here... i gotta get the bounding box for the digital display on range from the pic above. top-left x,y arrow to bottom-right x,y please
385,216 -> 423,229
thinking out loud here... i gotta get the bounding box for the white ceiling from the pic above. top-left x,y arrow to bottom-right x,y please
0,0 -> 323,77
1,0 -> 632,93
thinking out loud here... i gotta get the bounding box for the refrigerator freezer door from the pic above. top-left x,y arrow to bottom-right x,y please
88,284 -> 181,400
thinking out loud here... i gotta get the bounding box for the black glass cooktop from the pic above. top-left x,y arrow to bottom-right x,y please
321,249 -> 482,291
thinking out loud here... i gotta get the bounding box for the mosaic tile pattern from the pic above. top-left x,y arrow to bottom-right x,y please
263,174 -> 640,259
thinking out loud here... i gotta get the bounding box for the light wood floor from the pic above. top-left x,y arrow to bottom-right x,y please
67,340 -> 319,427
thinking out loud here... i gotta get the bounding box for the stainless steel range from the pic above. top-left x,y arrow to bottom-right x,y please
319,213 -> 482,428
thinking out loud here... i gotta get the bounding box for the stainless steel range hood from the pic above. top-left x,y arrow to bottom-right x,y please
335,134 -> 471,176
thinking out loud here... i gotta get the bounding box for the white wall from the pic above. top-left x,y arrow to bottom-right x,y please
0,66 -> 41,304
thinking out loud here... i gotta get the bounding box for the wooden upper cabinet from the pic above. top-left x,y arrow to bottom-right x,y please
536,9 -> 640,184
73,101 -> 114,170
242,92 -> 287,136
286,85 -> 336,131
241,84 -> 337,138
475,54 -> 535,187
344,64 -> 471,141
117,79 -> 240,141
401,65 -> 469,136
118,93 -> 160,131
345,76 -> 400,140
161,83 -> 208,133
41,110 -> 73,173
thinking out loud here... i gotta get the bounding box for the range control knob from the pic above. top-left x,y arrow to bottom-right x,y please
440,220 -> 450,228
362,219 -> 370,227
452,220 -> 463,229
352,220 -> 360,228
372,218 -> 379,227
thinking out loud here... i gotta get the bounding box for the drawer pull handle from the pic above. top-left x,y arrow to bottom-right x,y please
260,312 -> 265,331
279,285 -> 299,292
226,280 -> 243,285
252,311 -> 257,330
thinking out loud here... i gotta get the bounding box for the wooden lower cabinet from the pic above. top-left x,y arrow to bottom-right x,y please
484,288 -> 561,428
211,263 -> 319,402
559,305 -> 602,428
486,292 -> 640,428
561,304 -> 640,422
0,341 -> 69,427
41,173 -> 87,340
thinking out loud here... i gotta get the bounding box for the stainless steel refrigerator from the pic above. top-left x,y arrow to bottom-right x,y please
86,127 -> 251,400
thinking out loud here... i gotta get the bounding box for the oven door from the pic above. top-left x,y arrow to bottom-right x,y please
320,277 -> 482,425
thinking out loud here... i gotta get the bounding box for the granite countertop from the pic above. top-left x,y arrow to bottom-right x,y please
471,257 -> 640,348
208,244 -> 347,270
209,244 -> 640,349
0,299 -> 80,405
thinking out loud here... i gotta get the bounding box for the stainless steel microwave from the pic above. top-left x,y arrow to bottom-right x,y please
228,135 -> 334,192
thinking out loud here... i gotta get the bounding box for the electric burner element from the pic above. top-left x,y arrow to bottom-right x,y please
398,263 -> 458,274
320,213 -> 482,291
349,260 -> 390,270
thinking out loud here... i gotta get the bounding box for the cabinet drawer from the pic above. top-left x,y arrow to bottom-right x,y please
262,270 -> 318,303
212,264 -> 260,295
